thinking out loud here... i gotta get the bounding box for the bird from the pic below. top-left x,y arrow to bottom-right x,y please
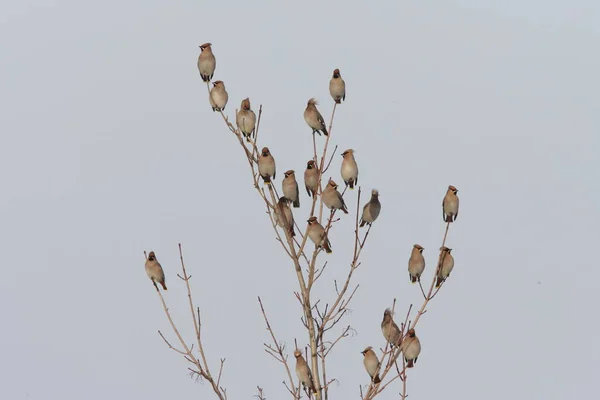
304,160 -> 319,197
304,98 -> 328,136
436,246 -> 455,288
360,190 -> 381,227
361,346 -> 381,384
442,185 -> 459,222
275,197 -> 295,237
236,98 -> 256,140
401,329 -> 421,368
282,170 -> 300,208
307,216 -> 332,253
209,80 -> 228,111
323,179 -> 348,214
329,68 -> 346,104
197,43 -> 216,82
294,350 -> 316,394
145,251 -> 167,290
340,149 -> 358,189
258,147 -> 276,183
408,244 -> 425,283
381,308 -> 402,347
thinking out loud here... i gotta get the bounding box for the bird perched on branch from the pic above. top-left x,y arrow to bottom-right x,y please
442,185 -> 459,222
401,329 -> 421,368
275,197 -> 295,237
294,350 -> 316,394
236,98 -> 256,140
381,308 -> 402,347
304,98 -> 328,136
304,160 -> 319,197
209,81 -> 228,112
329,68 -> 346,104
361,346 -> 381,384
408,244 -> 425,283
258,147 -> 276,183
307,216 -> 332,253
341,149 -> 358,189
323,179 -> 348,214
282,170 -> 300,208
197,42 -> 216,82
360,189 -> 381,227
145,251 -> 167,290
436,246 -> 454,287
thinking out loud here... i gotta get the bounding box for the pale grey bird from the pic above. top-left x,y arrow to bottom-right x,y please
307,216 -> 332,253
236,98 -> 256,140
197,42 -> 216,82
401,329 -> 421,368
442,185 -> 459,222
209,80 -> 228,112
329,68 -> 346,104
258,147 -> 276,183
294,350 -> 316,394
304,98 -> 328,136
360,189 -> 381,227
145,251 -> 167,290
304,160 -> 319,197
408,244 -> 425,283
361,346 -> 381,384
323,179 -> 348,214
341,149 -> 358,189
282,170 -> 300,208
381,308 -> 402,347
436,246 -> 454,288
275,197 -> 295,237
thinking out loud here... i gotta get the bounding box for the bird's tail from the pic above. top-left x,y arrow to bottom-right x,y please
161,282 -> 168,290
322,127 -> 328,136
262,175 -> 271,184
436,276 -> 443,288
324,240 -> 333,254
406,359 -> 414,368
410,275 -> 417,283
360,219 -> 366,227
373,375 -> 381,384
349,180 -> 354,189
293,199 -> 300,208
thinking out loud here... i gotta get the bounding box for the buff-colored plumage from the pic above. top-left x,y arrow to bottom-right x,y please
361,346 -> 381,384
341,149 -> 358,189
408,244 -> 425,283
209,80 -> 228,112
294,350 -> 316,394
381,308 -> 402,347
145,251 -> 167,290
258,147 -> 276,183
304,160 -> 319,197
236,98 -> 256,140
329,68 -> 346,104
442,185 -> 459,222
282,170 -> 300,208
360,189 -> 381,227
436,246 -> 454,287
401,329 -> 421,368
307,216 -> 332,253
304,98 -> 328,136
275,197 -> 295,237
197,43 -> 216,82
323,179 -> 348,214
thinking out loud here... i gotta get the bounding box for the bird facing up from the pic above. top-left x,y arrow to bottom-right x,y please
436,246 -> 455,288
341,149 -> 358,189
323,179 -> 348,214
401,329 -> 421,368
329,68 -> 346,104
145,251 -> 167,290
304,160 -> 319,197
304,98 -> 328,136
294,350 -> 316,394
258,147 -> 276,183
361,346 -> 381,384
408,244 -> 425,283
236,98 -> 256,141
381,308 -> 402,347
307,216 -> 332,253
282,170 -> 300,208
275,197 -> 295,237
209,80 -> 228,112
360,189 -> 381,227
197,43 -> 216,82
442,185 -> 459,222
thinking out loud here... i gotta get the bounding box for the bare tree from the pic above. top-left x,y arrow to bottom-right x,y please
143,44 -> 460,400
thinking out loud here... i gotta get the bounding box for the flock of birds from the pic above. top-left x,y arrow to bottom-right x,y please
143,42 -> 462,394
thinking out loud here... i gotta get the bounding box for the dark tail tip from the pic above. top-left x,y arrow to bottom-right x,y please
436,276 -> 443,288
407,359 -> 414,368
161,282 -> 168,290
411,275 -> 417,283
374,375 -> 381,384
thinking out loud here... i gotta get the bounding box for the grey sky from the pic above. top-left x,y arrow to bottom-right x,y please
1,1 -> 598,399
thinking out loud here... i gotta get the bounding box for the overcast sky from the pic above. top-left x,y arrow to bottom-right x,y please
1,1 -> 598,399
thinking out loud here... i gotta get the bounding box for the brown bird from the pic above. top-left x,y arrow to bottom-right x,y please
408,244 -> 425,283
275,197 -> 295,237
436,246 -> 455,288
304,160 -> 319,197
381,308 -> 402,347
209,80 -> 228,112
258,147 -> 276,183
329,68 -> 346,104
307,216 -> 332,253
282,170 -> 300,208
401,329 -> 421,368
361,346 -> 381,384
304,98 -> 328,136
294,350 -> 316,394
145,251 -> 167,290
340,149 -> 358,189
442,185 -> 459,222
236,98 -> 256,140
360,189 -> 381,227
197,43 -> 216,82
323,179 -> 348,214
